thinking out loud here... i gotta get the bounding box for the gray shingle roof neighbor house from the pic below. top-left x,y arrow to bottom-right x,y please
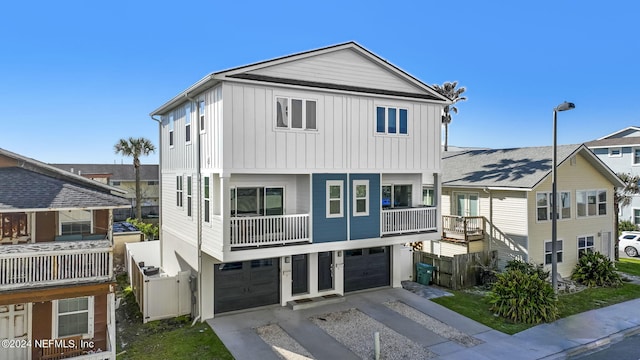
50,164 -> 159,181
442,144 -> 623,189
0,167 -> 130,211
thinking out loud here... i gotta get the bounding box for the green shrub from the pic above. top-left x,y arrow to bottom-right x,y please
571,252 -> 622,287
619,220 -> 637,234
487,269 -> 558,324
505,259 -> 549,281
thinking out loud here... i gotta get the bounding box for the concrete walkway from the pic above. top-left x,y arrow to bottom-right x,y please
208,284 -> 640,360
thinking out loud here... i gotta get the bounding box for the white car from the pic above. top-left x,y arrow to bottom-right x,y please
619,232 -> 640,257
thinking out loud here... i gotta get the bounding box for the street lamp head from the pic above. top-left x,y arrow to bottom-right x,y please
555,102 -> 575,112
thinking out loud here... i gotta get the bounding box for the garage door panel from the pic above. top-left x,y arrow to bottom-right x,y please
214,258 -> 280,314
344,247 -> 390,292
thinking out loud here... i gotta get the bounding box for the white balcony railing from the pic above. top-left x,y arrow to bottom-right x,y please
230,214 -> 310,248
0,240 -> 112,290
381,207 -> 437,235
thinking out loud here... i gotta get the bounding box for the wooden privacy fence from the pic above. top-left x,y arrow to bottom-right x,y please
413,250 -> 497,290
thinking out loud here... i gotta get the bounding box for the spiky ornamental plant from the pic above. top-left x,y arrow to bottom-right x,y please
571,252 -> 622,288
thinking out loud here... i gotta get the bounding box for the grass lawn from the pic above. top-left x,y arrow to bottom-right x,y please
116,274 -> 234,360
617,257 -> 640,277
432,283 -> 640,335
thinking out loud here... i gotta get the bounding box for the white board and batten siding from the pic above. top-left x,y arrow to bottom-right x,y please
220,81 -> 441,174
246,48 -> 427,95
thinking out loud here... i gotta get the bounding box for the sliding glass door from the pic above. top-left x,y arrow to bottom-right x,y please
231,187 -> 284,216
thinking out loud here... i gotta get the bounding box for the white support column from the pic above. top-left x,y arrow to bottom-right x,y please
108,292 -> 116,359
309,252 -> 319,295
391,244 -> 403,288
334,251 -> 344,295
280,256 -> 292,306
200,255 -> 214,321
220,175 -> 231,253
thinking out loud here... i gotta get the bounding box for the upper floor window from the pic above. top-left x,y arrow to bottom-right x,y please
230,187 -> 284,216
376,106 -> 408,135
326,181 -> 343,218
608,148 -> 621,157
422,187 -> 435,206
176,176 -> 183,208
60,210 -> 92,235
634,148 -> 640,165
169,115 -> 175,147
353,180 -> 369,216
53,296 -> 94,339
204,176 -> 210,223
1,213 -> 28,239
199,100 -> 205,133
187,176 -> 192,217
185,104 -> 192,144
577,190 -> 606,217
276,97 -> 317,130
536,192 -> 571,221
382,185 -> 412,208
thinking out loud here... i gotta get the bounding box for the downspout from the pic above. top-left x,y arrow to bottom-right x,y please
150,115 -> 163,270
186,94 -> 203,321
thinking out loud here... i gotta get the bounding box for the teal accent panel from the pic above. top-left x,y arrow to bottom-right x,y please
350,174 -> 381,240
312,174 -> 348,243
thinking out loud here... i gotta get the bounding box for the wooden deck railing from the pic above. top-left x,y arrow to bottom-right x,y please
381,207 -> 437,235
0,241 -> 112,290
230,214 -> 310,248
442,215 -> 485,242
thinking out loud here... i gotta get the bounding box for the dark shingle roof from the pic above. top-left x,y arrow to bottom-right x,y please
443,144 -> 583,189
0,167 -> 130,210
50,164 -> 159,181
584,137 -> 640,148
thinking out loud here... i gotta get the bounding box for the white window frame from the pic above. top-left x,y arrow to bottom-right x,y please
544,240 -> 563,265
577,235 -> 595,257
204,176 -> 210,223
52,296 -> 94,339
230,186 -> 286,216
452,191 -> 479,216
275,96 -> 317,131
608,147 -> 622,157
326,180 -> 343,218
199,100 -> 206,134
576,189 -> 607,217
633,148 -> 640,165
59,210 -> 93,235
536,191 -> 571,222
353,180 -> 369,217
374,105 -> 409,136
176,175 -> 183,208
185,103 -> 192,145
186,176 -> 192,217
382,184 -> 413,208
422,186 -> 435,206
169,114 -> 175,148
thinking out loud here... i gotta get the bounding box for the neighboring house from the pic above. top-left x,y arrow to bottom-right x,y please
51,164 -> 159,221
0,148 -> 130,360
585,126 -> 640,227
150,42 -> 449,319
435,144 -> 623,277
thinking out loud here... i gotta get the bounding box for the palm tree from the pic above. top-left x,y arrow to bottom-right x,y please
614,172 -> 640,260
114,137 -> 156,221
432,81 -> 467,151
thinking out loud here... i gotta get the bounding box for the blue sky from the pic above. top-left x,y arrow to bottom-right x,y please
1,1 -> 638,164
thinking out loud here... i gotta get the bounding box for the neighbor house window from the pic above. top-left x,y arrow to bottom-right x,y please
422,187 -> 435,206
276,97 -> 317,130
53,296 -> 94,339
634,209 -> 640,228
169,115 -> 174,147
185,103 -> 191,143
187,176 -> 192,217
176,176 -> 183,207
111,181 -> 121,186
1,213 -> 28,239
353,180 -> 369,216
326,181 -> 343,218
382,185 -> 412,208
199,100 -> 205,133
576,190 -> 607,217
634,148 -> 640,165
204,176 -> 210,223
59,210 -> 92,235
376,106 -> 408,135
578,235 -> 595,257
608,148 -> 621,157
544,240 -> 563,265
536,192 -> 571,221
147,181 -> 158,186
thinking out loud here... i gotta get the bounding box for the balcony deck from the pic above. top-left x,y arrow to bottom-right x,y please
230,214 -> 310,248
381,206 -> 437,236
0,240 -> 112,290
442,215 -> 485,243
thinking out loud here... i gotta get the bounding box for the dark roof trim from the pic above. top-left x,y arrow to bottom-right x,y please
228,73 -> 442,101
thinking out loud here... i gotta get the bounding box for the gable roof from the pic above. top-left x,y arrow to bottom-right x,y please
585,137 -> 640,148
50,164 -> 159,181
597,126 -> 640,140
151,42 -> 449,116
0,167 -> 130,211
0,148 -> 125,195
442,144 -> 624,190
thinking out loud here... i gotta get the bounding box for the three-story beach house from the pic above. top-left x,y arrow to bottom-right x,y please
150,42 -> 449,319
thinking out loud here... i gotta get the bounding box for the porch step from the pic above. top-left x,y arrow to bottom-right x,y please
286,294 -> 345,310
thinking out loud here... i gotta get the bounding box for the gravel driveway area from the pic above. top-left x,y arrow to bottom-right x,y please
310,308 -> 435,360
257,324 -> 314,360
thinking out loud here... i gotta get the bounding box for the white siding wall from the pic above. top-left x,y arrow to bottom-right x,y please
200,86 -> 223,171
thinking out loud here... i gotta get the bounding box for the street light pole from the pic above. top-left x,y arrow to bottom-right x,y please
552,101 -> 575,294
